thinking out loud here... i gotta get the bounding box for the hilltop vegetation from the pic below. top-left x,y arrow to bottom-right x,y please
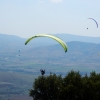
30,70 -> 100,100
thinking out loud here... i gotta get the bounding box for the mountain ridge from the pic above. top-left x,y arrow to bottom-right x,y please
0,33 -> 100,47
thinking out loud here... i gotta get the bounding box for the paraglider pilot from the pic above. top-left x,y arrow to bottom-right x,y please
40,69 -> 45,75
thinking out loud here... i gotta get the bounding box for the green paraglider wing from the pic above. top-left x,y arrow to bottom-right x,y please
25,34 -> 68,52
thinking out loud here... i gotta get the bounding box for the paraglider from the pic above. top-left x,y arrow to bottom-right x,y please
88,18 -> 98,28
25,34 -> 68,52
18,50 -> 20,56
40,69 -> 45,75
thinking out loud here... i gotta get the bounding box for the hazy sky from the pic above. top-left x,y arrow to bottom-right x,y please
0,0 -> 100,38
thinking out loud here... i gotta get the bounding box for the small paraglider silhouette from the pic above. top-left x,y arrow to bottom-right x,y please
86,18 -> 98,30
87,28 -> 88,29
18,50 -> 20,56
40,69 -> 45,75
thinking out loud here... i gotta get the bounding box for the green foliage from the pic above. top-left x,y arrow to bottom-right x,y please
61,70 -> 83,100
29,70 -> 100,100
29,74 -> 62,100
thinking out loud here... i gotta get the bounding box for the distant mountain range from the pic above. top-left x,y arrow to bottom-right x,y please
0,33 -> 100,47
0,33 -> 100,67
55,33 -> 100,44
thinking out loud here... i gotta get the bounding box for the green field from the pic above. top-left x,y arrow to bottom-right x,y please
0,71 -> 38,100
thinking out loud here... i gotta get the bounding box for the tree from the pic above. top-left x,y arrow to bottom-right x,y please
29,73 -> 62,100
29,70 -> 100,100
82,71 -> 100,100
60,70 -> 83,100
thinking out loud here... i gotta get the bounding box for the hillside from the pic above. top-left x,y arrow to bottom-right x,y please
0,33 -> 100,67
0,39 -> 100,75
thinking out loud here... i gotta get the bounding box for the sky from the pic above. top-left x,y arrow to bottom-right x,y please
0,0 -> 100,38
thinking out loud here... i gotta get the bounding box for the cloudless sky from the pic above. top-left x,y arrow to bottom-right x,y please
0,0 -> 100,38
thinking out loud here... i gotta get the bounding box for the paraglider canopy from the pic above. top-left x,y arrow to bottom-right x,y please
25,34 -> 68,52
88,18 -> 98,28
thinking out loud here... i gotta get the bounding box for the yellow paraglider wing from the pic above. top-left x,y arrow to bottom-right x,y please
25,34 -> 68,52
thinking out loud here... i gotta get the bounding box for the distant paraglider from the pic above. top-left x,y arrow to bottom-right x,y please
18,50 -> 20,56
88,18 -> 98,28
25,34 -> 68,52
